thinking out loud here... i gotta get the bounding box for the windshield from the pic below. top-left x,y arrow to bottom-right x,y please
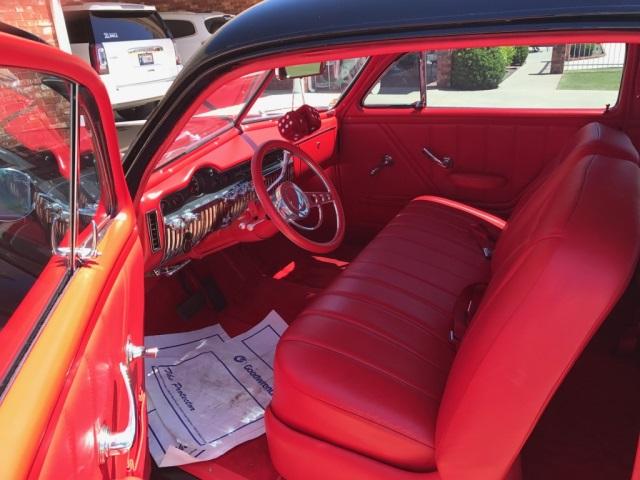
157,57 -> 368,168
157,71 -> 268,167
244,58 -> 368,123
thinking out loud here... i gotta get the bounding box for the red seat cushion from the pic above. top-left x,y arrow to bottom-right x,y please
271,198 -> 497,471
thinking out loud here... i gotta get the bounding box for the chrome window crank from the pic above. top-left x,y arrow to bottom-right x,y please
370,154 -> 394,176
422,147 -> 453,169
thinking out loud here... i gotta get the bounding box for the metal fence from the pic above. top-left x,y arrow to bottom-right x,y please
564,42 -> 626,71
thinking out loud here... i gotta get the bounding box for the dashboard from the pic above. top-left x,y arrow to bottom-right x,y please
140,118 -> 338,273
146,151 -> 292,266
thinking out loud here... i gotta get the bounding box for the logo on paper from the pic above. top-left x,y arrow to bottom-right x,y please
234,355 -> 247,363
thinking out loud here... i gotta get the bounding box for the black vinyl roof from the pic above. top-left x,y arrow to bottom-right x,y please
200,0 -> 640,59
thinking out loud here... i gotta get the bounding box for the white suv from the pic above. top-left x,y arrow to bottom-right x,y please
64,3 -> 182,120
160,11 -> 234,64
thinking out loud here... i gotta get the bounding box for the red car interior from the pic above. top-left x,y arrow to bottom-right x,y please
3,16 -> 640,480
136,46 -> 640,479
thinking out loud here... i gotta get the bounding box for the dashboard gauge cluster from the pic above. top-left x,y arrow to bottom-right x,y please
156,151 -> 292,263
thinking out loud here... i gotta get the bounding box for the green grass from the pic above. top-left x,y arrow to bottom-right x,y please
557,68 -> 623,91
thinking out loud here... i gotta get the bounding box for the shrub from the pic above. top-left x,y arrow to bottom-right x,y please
512,46 -> 529,66
500,46 -> 516,66
451,47 -> 507,90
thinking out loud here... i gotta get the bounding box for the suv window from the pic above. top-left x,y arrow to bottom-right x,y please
64,11 -> 91,44
165,19 -> 196,38
204,17 -> 230,34
90,11 -> 169,42
364,43 -> 626,109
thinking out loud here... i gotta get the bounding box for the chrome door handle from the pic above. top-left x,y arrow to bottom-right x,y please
97,363 -> 137,463
370,154 -> 394,176
422,147 -> 453,169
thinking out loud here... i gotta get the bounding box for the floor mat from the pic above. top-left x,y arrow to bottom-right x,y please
145,311 -> 288,468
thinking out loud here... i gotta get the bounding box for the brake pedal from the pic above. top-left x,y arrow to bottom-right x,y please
176,291 -> 206,321
202,277 -> 227,311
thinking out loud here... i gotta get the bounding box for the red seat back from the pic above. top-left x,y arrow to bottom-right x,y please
436,155 -> 640,479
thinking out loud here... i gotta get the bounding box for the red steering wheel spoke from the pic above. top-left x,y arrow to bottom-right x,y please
251,139 -> 345,253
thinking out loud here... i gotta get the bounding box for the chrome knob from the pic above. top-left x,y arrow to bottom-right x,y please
181,211 -> 198,225
166,217 -> 185,230
125,340 -> 159,364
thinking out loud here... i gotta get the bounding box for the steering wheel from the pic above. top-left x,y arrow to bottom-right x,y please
251,139 -> 345,254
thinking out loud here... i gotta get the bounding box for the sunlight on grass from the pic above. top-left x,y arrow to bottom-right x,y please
557,68 -> 623,91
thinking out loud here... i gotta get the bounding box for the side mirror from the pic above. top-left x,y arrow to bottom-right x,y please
276,62 -> 326,80
0,168 -> 34,222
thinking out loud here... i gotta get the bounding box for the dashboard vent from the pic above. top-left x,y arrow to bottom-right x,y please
146,210 -> 162,253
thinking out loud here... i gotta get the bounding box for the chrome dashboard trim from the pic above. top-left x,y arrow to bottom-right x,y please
159,159 -> 292,263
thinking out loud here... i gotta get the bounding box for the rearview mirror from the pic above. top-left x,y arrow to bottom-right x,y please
0,168 -> 34,222
276,62 -> 325,80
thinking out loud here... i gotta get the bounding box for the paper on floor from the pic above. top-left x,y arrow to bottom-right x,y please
144,310 -> 288,467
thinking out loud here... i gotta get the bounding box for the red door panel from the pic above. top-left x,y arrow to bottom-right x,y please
32,238 -> 146,479
338,111 -> 604,231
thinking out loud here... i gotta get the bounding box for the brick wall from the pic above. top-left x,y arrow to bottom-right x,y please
0,0 -> 57,46
138,0 -> 262,14
0,0 -> 262,49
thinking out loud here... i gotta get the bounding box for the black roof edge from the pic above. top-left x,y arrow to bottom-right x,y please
0,21 -> 47,44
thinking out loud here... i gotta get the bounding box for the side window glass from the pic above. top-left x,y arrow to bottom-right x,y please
78,87 -> 111,231
0,68 -> 72,328
0,71 -> 111,331
363,52 -> 421,107
426,43 -> 625,109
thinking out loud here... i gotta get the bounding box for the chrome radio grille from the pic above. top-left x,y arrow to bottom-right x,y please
160,161 -> 293,263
